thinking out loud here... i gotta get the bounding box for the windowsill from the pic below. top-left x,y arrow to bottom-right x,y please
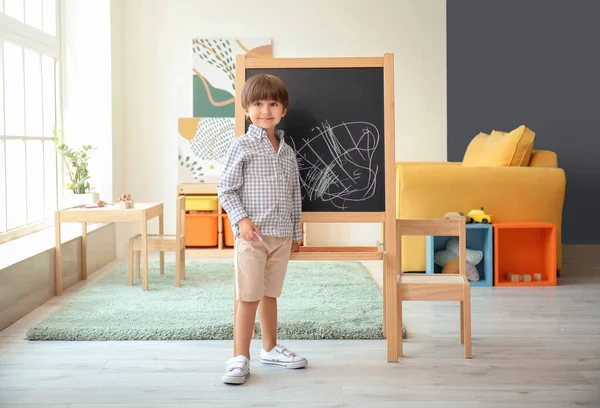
0,223 -> 110,270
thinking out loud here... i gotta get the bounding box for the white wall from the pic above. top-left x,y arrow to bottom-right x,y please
62,0 -> 113,204
112,0 -> 447,255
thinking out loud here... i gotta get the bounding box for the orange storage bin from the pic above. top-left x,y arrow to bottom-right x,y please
494,222 -> 557,286
185,213 -> 218,247
222,214 -> 235,247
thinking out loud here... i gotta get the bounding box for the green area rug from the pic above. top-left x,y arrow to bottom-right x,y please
27,260 -> 406,341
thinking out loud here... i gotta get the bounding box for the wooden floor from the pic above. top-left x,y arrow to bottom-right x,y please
1,245 -> 599,407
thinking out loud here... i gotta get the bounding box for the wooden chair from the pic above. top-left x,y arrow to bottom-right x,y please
396,218 -> 472,358
128,196 -> 186,288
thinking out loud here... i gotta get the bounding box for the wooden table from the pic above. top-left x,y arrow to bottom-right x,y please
54,202 -> 164,295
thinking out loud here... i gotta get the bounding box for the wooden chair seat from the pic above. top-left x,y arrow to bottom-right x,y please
397,218 -> 472,358
130,234 -> 178,251
399,274 -> 466,284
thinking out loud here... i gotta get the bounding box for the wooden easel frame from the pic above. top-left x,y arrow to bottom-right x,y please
234,54 -> 399,362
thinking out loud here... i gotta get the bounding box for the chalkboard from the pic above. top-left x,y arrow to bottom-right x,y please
246,68 -> 385,212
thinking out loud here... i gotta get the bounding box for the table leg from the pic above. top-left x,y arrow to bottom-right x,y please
142,213 -> 148,291
159,209 -> 164,275
81,222 -> 88,280
54,211 -> 62,296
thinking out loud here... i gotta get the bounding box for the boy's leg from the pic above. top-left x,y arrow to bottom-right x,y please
259,236 -> 292,351
222,237 -> 266,385
258,296 -> 278,352
258,236 -> 307,369
235,300 -> 260,358
233,236 -> 267,356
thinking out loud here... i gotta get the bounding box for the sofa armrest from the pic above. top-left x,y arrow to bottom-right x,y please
529,150 -> 558,168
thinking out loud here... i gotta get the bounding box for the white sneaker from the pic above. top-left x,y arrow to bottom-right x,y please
222,355 -> 250,384
260,344 -> 308,369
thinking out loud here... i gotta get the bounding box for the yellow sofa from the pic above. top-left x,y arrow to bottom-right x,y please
395,126 -> 566,272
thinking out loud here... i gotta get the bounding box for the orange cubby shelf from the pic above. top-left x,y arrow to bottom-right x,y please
221,214 -> 235,247
493,222 -> 557,286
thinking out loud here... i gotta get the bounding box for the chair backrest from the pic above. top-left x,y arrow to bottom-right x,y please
176,196 -> 185,246
396,218 -> 466,277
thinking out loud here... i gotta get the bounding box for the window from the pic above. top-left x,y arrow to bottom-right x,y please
0,0 -> 61,244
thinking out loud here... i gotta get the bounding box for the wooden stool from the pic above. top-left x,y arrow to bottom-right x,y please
128,196 -> 186,288
396,218 -> 472,358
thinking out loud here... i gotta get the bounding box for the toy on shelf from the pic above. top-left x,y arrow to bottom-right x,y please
504,272 -> 542,283
434,237 -> 482,282
467,207 -> 492,224
444,211 -> 467,221
119,193 -> 134,209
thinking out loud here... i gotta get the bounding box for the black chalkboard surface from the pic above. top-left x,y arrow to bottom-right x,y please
246,68 -> 385,212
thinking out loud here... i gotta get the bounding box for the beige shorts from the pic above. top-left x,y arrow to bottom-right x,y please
234,235 -> 293,302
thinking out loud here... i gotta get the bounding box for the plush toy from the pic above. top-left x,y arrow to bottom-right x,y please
433,237 -> 483,282
446,237 -> 483,265
442,258 -> 480,281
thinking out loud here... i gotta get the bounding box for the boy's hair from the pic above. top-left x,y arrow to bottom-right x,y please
241,74 -> 289,109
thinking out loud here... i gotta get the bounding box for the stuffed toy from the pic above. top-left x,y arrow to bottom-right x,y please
446,237 -> 483,265
441,258 -> 480,281
433,237 -> 483,281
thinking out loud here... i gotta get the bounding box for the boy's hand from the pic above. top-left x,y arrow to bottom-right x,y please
291,242 -> 300,253
238,218 -> 261,241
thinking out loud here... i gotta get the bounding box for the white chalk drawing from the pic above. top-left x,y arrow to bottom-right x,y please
289,121 -> 380,210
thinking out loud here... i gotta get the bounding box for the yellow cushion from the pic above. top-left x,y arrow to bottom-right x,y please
477,125 -> 535,167
462,132 -> 489,166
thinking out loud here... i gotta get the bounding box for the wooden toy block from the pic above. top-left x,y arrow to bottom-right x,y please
534,273 -> 542,281
504,273 -> 520,282
523,274 -> 532,282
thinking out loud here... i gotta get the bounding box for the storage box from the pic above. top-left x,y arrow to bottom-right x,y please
222,214 -> 234,247
425,223 -> 493,287
185,213 -> 218,247
184,195 -> 218,212
493,222 -> 556,286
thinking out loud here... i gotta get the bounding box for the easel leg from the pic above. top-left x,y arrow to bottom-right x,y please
383,266 -> 387,338
384,253 -> 399,362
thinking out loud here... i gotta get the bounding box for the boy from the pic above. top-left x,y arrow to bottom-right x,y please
217,74 -> 307,385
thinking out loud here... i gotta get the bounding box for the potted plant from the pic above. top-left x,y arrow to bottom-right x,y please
53,127 -> 99,206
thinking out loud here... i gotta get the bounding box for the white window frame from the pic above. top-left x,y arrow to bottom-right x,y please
0,0 -> 62,244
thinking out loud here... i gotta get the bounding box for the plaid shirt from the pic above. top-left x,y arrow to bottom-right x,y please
217,124 -> 303,242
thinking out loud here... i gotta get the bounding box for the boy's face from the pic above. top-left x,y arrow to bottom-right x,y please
246,99 -> 286,133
